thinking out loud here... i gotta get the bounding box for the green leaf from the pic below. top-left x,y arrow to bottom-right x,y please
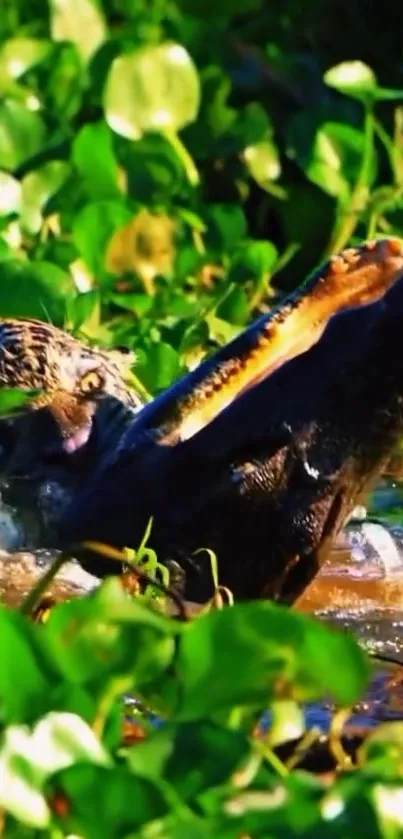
44,42 -> 84,120
104,43 -> 200,139
67,290 -> 100,332
158,602 -> 370,720
204,204 -> 247,252
72,200 -> 133,279
228,240 -> 279,285
0,99 -> 46,171
108,292 -> 153,317
0,37 -> 51,80
0,260 -> 75,325
0,388 -> 42,416
216,285 -> 249,325
0,609 -> 55,723
72,122 -> 121,201
121,133 -> 186,201
136,341 -> 181,393
0,172 -> 21,215
243,138 -> 281,188
47,764 -> 169,838
126,721 -> 250,802
287,118 -> 376,200
0,713 -> 108,829
324,61 -> 377,102
49,0 -> 107,64
325,62 -> 403,103
20,161 -> 71,234
44,578 -> 177,689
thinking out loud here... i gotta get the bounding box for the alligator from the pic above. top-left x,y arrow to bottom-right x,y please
2,237 -> 403,605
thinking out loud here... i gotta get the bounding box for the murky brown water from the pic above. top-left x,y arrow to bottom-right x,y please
293,481 -> 403,729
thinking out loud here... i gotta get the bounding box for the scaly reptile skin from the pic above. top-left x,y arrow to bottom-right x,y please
0,319 -> 141,452
3,238 -> 403,605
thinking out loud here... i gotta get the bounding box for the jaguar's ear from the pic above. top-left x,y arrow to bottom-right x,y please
131,238 -> 403,445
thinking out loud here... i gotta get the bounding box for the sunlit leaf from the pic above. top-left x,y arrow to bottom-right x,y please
49,0 -> 107,64
0,172 -> 21,215
20,161 -> 70,234
104,43 -> 200,139
0,99 -> 46,171
324,61 -> 377,102
0,713 -> 108,828
105,210 -> 176,287
0,37 -> 51,80
287,118 -> 376,200
243,138 -> 281,187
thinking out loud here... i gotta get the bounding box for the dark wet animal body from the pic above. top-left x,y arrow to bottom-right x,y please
2,239 -> 403,604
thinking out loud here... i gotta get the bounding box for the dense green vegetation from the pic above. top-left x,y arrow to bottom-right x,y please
1,0 -> 403,835
1,0 -> 403,392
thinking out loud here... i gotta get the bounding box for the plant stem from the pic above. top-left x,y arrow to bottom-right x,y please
326,108 -> 374,255
19,551 -> 69,616
163,129 -> 200,187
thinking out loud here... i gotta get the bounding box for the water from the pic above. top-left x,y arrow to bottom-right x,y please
295,480 -> 403,730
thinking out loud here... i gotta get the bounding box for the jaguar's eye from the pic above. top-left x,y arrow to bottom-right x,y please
79,370 -> 105,395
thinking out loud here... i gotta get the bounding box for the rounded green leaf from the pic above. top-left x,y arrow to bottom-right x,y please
0,99 -> 46,171
324,61 -> 377,101
137,342 -> 181,393
204,204 -> 247,252
44,578 -> 177,688
163,601 -> 370,719
0,37 -> 51,79
121,133 -> 186,201
0,609 -> 53,723
20,161 -> 71,234
287,118 -> 376,200
0,260 -> 75,325
72,122 -> 121,201
104,43 -> 200,139
0,172 -> 21,215
243,138 -> 281,188
49,0 -> 107,64
48,765 -> 169,836
216,286 -> 249,325
228,240 -> 279,284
